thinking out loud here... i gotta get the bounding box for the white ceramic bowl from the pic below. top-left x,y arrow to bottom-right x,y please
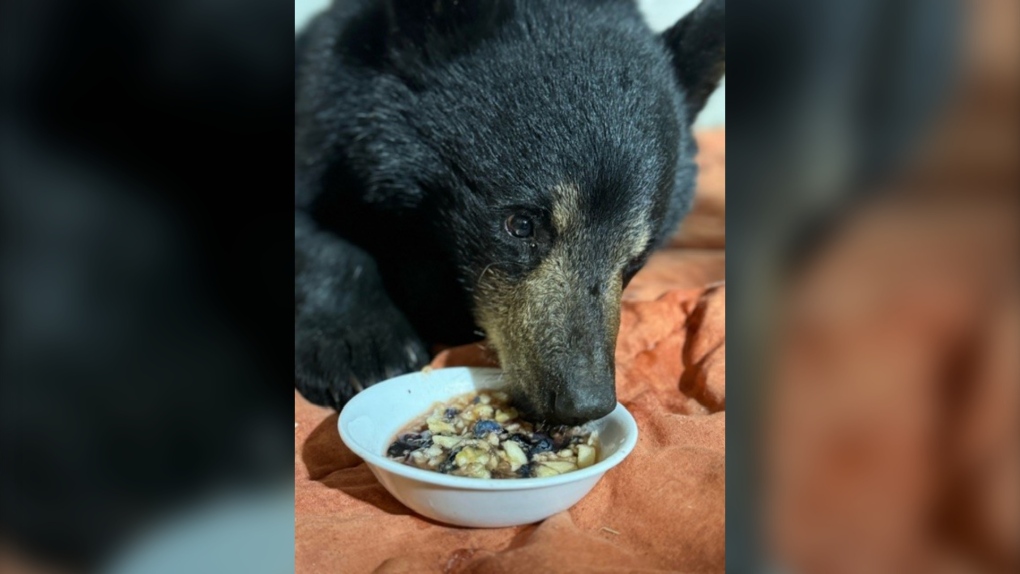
338,367 -> 638,527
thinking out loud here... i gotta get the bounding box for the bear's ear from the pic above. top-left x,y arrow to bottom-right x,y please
385,0 -> 514,59
662,0 -> 725,122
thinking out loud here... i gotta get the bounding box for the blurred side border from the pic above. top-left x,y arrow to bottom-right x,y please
727,0 -> 1017,572
1,0 -> 296,572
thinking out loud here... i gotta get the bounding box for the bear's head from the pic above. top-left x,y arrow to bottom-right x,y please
361,0 -> 724,424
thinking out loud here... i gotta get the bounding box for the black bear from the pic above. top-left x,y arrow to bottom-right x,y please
295,0 -> 725,425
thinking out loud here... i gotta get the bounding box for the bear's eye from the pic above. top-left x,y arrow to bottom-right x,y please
504,213 -> 534,239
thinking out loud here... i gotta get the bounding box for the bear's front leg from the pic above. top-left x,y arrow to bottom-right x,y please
295,212 -> 429,410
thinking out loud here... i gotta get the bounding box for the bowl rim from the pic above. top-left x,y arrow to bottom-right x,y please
338,367 -> 639,491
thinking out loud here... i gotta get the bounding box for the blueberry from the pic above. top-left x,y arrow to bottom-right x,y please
517,464 -> 533,478
443,408 -> 459,420
387,442 -> 409,457
473,419 -> 502,437
409,432 -> 433,448
438,447 -> 462,474
530,436 -> 554,454
530,434 -> 553,454
386,432 -> 432,457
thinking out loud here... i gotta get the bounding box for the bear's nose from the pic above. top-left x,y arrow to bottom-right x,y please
552,384 -> 616,425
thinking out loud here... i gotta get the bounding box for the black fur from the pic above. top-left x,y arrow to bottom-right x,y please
295,0 -> 725,416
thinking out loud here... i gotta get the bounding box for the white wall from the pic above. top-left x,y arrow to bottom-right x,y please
641,0 -> 724,128
294,0 -> 328,30
295,0 -> 724,127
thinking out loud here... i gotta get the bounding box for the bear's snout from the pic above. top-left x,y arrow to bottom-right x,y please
473,235 -> 626,426
504,348 -> 617,426
548,348 -> 617,424
552,378 -> 616,425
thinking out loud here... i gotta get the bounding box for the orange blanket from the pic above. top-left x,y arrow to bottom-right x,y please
294,130 -> 726,574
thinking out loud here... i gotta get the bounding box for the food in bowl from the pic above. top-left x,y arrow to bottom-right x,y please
386,390 -> 599,479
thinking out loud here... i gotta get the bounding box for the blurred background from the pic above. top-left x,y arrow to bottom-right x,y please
725,0 -> 1018,572
1,0 -> 1016,573
1,0 -> 294,572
